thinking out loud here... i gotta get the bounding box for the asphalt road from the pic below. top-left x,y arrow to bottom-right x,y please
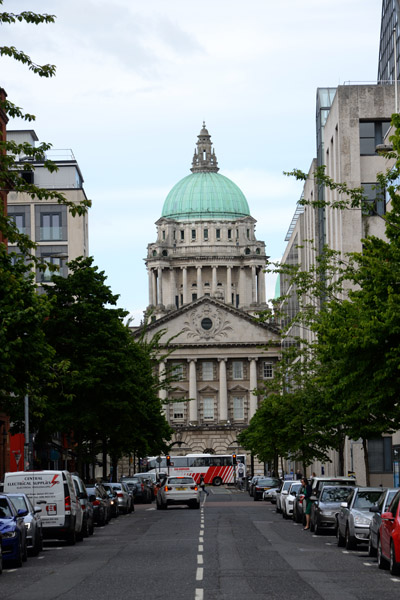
2,487 -> 400,600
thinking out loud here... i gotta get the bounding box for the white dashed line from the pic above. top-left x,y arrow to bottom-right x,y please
195,589 -> 204,600
363,562 -> 374,566
198,544 -> 203,552
391,578 -> 400,583
197,554 -> 204,565
196,567 -> 204,581
199,536 -> 204,543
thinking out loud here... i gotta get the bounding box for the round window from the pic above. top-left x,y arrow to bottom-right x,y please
201,318 -> 213,330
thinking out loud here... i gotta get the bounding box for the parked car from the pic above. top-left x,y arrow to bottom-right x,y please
101,485 -> 119,518
276,480 -> 295,514
156,476 -> 200,510
368,487 -> 397,557
72,475 -> 94,538
254,477 -> 281,502
121,476 -> 152,504
0,494 -> 28,567
263,483 -> 280,503
3,470 -> 82,545
336,486 -> 384,550
310,476 -> 357,501
85,484 -> 110,526
103,482 -> 133,514
310,485 -> 353,534
378,489 -> 400,575
282,481 -> 302,518
133,473 -> 156,500
248,476 -> 262,498
8,492 -> 43,556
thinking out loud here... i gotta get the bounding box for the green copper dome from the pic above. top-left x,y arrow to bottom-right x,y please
162,171 -> 250,221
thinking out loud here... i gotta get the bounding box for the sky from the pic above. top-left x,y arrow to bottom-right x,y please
1,0 -> 383,323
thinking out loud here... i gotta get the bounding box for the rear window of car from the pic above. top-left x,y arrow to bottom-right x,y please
167,477 -> 195,485
257,478 -> 280,487
320,487 -> 352,503
8,495 -> 29,512
353,490 -> 383,509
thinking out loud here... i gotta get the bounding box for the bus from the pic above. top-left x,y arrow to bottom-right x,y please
145,454 -> 246,486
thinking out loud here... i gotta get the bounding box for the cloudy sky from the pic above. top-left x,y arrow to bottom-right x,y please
1,0 -> 383,322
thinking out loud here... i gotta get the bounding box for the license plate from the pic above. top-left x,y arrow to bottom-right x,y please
176,487 -> 187,491
46,504 -> 57,514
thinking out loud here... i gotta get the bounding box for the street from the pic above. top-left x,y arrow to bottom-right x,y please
2,487 -> 400,600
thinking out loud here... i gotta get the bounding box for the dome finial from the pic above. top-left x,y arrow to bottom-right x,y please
191,122 -> 219,173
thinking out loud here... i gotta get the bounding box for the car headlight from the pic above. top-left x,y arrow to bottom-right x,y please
354,515 -> 370,526
25,522 -> 32,530
2,531 -> 17,538
288,500 -> 294,505
320,510 -> 333,516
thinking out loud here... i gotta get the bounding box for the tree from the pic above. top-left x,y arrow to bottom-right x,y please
41,257 -> 172,477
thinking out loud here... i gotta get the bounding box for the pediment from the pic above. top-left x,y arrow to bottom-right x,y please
198,384 -> 219,393
229,384 -> 248,392
139,297 -> 280,347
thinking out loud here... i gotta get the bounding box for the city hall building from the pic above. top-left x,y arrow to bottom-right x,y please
139,124 -> 280,459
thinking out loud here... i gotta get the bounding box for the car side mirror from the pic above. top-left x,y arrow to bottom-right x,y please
17,508 -> 28,517
34,506 -> 42,514
292,491 -> 297,496
340,502 -> 348,508
369,505 -> 380,513
381,511 -> 394,521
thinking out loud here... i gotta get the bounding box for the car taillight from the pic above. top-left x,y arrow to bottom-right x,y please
191,486 -> 198,491
117,492 -> 124,498
141,483 -> 144,490
255,487 -> 261,491
65,496 -> 71,511
92,499 -> 100,506
164,486 -> 169,491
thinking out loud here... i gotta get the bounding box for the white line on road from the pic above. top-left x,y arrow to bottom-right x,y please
391,578 -> 400,583
198,544 -> 203,552
363,562 -> 374,566
199,536 -> 204,543
196,568 -> 204,581
195,589 -> 204,600
197,554 -> 203,565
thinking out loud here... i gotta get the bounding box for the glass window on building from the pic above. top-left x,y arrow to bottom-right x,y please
233,396 -> 244,420
359,121 -> 391,156
191,229 -> 196,240
216,228 -> 221,239
202,361 -> 213,381
361,183 -> 386,216
263,362 -> 274,379
368,437 -> 392,473
172,363 -> 184,381
232,361 -> 243,380
180,230 -> 185,240
41,255 -> 62,282
203,397 -> 214,420
10,213 -> 25,234
40,212 -> 62,241
204,228 -> 208,240
227,229 -> 232,239
172,402 -> 184,420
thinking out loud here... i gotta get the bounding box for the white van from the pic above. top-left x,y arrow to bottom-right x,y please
3,470 -> 83,544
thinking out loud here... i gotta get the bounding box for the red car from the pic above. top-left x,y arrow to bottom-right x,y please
378,489 -> 400,575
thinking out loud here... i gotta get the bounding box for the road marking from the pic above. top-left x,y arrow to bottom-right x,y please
146,507 -> 156,511
342,551 -> 349,554
390,578 -> 400,583
199,536 -> 204,543
4,569 -> 18,573
196,567 -> 203,581
37,556 -> 44,559
195,589 -> 204,600
197,554 -> 203,565
363,562 -> 374,566
200,523 -> 204,529
198,544 -> 203,552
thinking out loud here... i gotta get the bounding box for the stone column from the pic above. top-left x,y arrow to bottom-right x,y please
151,269 -> 157,305
259,267 -> 266,304
169,268 -> 177,308
251,265 -> 257,304
197,266 -> 203,297
212,265 -> 217,296
157,267 -> 163,305
238,267 -> 246,308
159,361 -> 168,416
219,358 -> 228,422
188,359 -> 198,423
148,268 -> 154,306
226,266 -> 232,304
249,358 -> 258,419
182,267 -> 188,305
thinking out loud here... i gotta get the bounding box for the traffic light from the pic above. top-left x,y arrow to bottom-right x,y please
232,454 -> 237,465
166,455 -> 171,466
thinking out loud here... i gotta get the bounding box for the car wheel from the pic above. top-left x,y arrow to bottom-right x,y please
368,534 -> 377,557
314,520 -> 320,535
336,523 -> 345,547
378,537 -> 389,569
390,542 -> 400,576
345,527 -> 357,550
30,533 -> 41,557
156,501 -> 162,510
213,477 -> 222,487
254,494 -> 259,502
310,518 -> 315,532
14,540 -> 23,568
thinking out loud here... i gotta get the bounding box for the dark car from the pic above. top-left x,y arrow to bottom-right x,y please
253,477 -> 281,501
85,484 -> 110,526
0,494 -> 28,567
368,487 -> 397,557
310,486 -> 354,534
248,476 -> 263,498
101,484 -> 120,518
104,482 -> 134,514
8,492 -> 43,556
121,476 -> 152,504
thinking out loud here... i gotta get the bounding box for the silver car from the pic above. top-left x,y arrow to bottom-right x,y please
310,485 -> 354,534
8,492 -> 43,556
156,476 -> 200,510
336,487 -> 385,550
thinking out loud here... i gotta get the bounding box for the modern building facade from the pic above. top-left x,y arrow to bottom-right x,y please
281,84 -> 398,485
378,0 -> 400,84
139,125 -> 280,463
7,129 -> 89,288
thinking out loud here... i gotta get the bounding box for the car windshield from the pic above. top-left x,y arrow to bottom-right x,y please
258,478 -> 280,487
0,498 -> 13,518
282,480 -> 294,491
353,490 -> 383,509
288,483 -> 302,493
320,487 -> 352,503
168,477 -> 194,485
384,491 -> 397,510
9,495 -> 29,513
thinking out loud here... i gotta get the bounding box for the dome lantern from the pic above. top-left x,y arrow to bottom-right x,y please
191,121 -> 219,173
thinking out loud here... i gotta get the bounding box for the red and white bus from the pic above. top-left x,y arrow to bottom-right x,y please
145,454 -> 246,486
